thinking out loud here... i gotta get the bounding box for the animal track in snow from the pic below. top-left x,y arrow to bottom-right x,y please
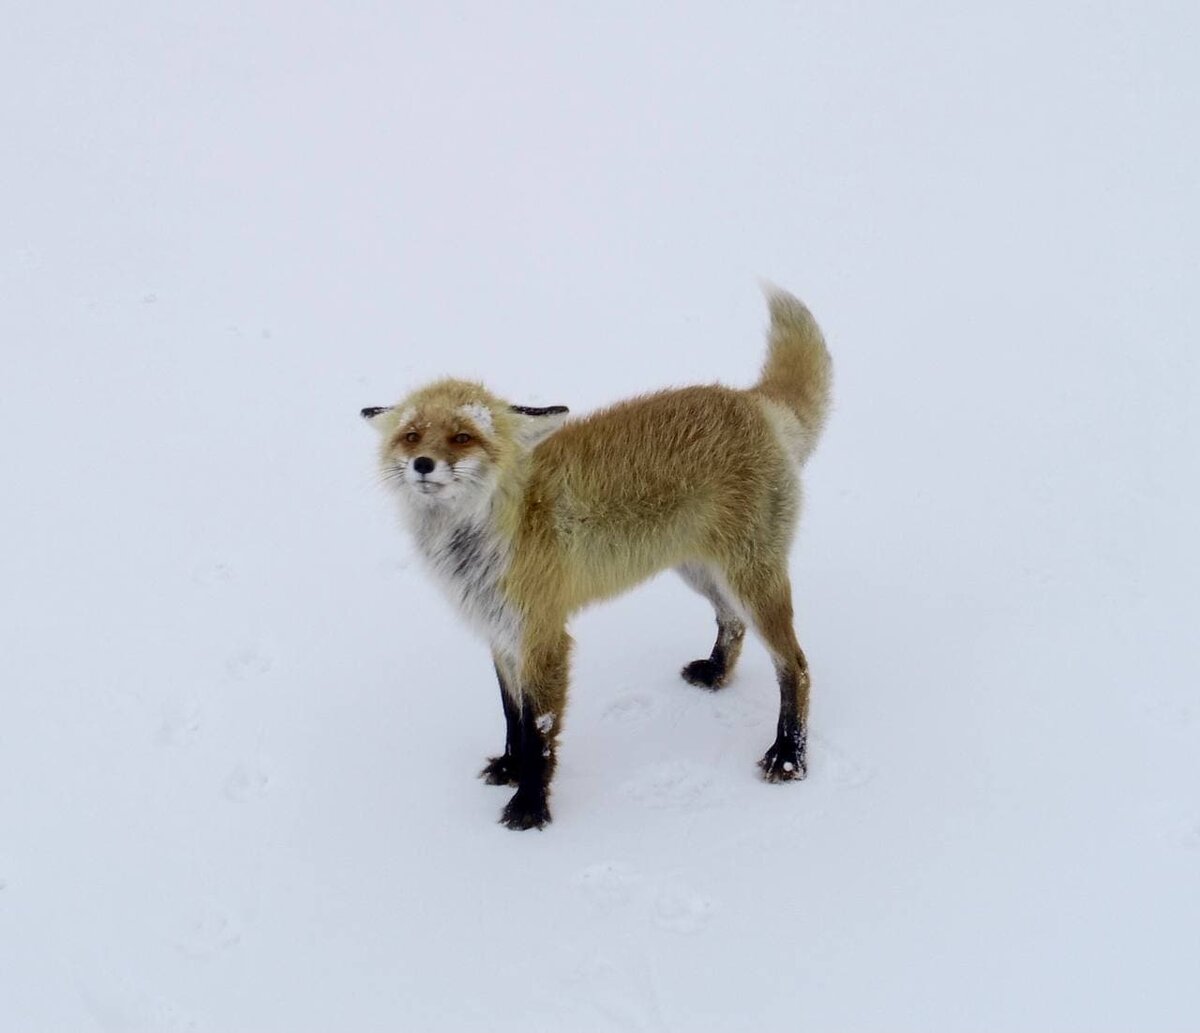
191,561 -> 234,587
709,691 -> 771,729
652,885 -> 715,934
77,975 -> 199,1033
1166,816 -> 1200,851
570,863 -> 718,938
174,905 -> 243,960
224,645 -> 273,680
574,862 -> 642,911
811,734 -> 877,789
157,699 -> 202,747
1142,695 -> 1196,729
602,692 -> 657,726
223,761 -> 271,802
621,760 -> 723,810
563,952 -> 666,1033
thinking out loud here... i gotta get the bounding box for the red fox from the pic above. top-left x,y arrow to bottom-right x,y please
362,286 -> 832,829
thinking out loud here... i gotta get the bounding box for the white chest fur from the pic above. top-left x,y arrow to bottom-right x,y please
408,508 -> 522,657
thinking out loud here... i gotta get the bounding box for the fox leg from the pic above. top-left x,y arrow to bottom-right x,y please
480,654 -> 522,786
676,562 -> 747,690
725,562 -> 810,782
500,628 -> 571,830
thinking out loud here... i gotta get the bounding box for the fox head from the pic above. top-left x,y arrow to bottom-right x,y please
362,378 -> 569,512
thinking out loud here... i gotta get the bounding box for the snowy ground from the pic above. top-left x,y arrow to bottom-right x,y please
3,3 -> 1198,1031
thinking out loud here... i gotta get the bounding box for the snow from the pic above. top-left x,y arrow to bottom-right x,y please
458,404 -> 495,435
2,2 -> 1198,1031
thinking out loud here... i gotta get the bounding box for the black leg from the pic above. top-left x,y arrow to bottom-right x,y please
676,563 -> 746,690
480,661 -> 523,786
681,616 -> 746,689
759,656 -> 809,782
499,697 -> 553,830
496,627 -> 568,830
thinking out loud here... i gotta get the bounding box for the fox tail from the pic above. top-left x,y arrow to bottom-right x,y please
753,285 -> 833,465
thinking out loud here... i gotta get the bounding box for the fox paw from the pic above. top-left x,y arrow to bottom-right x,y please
480,754 -> 520,786
500,791 -> 551,831
759,739 -> 807,783
680,658 -> 727,690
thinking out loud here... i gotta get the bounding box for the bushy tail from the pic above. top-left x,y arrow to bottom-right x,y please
753,285 -> 833,465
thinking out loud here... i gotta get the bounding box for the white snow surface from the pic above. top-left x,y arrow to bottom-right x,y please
3,4 -> 1198,1031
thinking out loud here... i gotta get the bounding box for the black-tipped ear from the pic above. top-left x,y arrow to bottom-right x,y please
361,406 -> 391,421
509,404 -> 569,417
509,404 -> 570,448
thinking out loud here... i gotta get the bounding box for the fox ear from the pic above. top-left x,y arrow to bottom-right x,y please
360,406 -> 392,431
510,404 -> 569,448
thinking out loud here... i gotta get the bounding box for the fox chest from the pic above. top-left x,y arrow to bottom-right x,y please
417,521 -> 522,655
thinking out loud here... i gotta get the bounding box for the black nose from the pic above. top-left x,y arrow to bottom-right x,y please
412,456 -> 435,476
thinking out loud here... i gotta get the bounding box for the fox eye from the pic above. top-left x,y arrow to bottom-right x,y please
452,432 -> 472,445
404,431 -> 420,443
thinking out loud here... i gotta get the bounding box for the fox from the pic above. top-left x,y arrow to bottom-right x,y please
362,286 -> 832,830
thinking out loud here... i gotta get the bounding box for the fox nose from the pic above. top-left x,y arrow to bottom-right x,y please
412,456 -> 435,476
